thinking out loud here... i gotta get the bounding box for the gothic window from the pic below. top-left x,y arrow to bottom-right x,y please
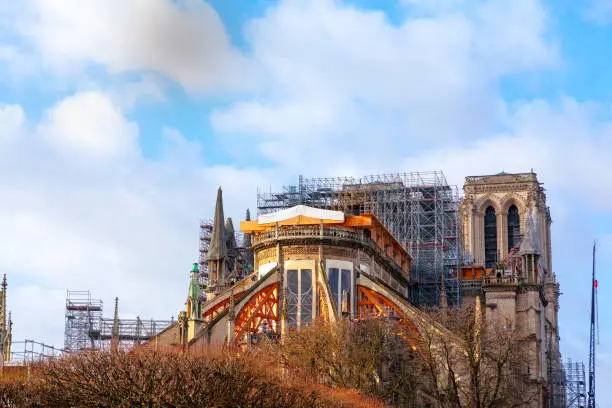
301,269 -> 313,325
340,269 -> 351,314
507,205 -> 521,251
328,268 -> 339,306
327,267 -> 352,315
484,206 -> 497,268
286,268 -> 313,326
287,269 -> 299,326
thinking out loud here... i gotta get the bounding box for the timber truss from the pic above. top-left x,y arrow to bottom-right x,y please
356,285 -> 421,350
203,290 -> 246,323
196,271 -> 458,353
234,283 -> 279,342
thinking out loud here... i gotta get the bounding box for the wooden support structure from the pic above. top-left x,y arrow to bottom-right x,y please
356,285 -> 421,350
202,291 -> 246,323
234,284 -> 279,343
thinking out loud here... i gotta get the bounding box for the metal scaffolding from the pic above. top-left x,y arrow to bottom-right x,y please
199,219 -> 247,286
64,290 -> 173,352
199,219 -> 214,287
64,290 -> 102,351
88,316 -> 174,352
257,171 -> 463,307
565,359 -> 586,408
10,340 -> 64,362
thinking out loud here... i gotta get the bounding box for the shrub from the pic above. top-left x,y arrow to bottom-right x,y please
0,348 -> 385,408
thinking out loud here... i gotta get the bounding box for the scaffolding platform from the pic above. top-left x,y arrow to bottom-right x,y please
64,290 -> 173,352
564,359 -> 586,408
257,171 -> 463,307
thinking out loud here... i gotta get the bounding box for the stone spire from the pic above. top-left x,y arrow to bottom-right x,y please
243,209 -> 254,267
208,187 -> 227,262
187,263 -> 201,319
225,217 -> 236,250
4,312 -> 11,361
0,274 -> 6,333
225,217 -> 237,275
208,187 -> 228,290
111,297 -> 119,354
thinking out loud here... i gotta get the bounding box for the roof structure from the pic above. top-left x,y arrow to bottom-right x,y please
241,205 -> 411,275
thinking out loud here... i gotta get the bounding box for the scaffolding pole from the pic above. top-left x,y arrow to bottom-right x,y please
64,290 -> 174,352
199,219 -> 214,287
88,316 -> 174,352
64,290 -> 102,351
10,340 -> 64,362
199,219 -> 247,288
565,359 -> 586,408
257,171 -> 464,307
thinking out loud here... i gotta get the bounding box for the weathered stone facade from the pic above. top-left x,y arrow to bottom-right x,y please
459,172 -> 562,407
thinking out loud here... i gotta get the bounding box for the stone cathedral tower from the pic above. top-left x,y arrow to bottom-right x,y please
459,172 -> 562,407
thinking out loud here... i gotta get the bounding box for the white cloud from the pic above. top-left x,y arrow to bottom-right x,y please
9,0 -> 246,92
0,99 -> 269,349
212,0 -> 558,169
401,0 -> 471,12
37,91 -> 139,159
107,76 -> 167,112
403,97 -> 612,210
0,104 -> 25,143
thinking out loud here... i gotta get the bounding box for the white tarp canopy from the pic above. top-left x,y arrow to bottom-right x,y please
258,205 -> 345,224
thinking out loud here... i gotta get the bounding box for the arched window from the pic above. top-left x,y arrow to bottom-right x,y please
484,206 -> 497,268
507,205 -> 521,251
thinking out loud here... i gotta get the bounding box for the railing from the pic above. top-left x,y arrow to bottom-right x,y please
465,173 -> 537,184
484,275 -> 519,285
461,275 -> 521,289
252,226 -> 365,247
252,226 -> 409,279
9,340 -> 64,362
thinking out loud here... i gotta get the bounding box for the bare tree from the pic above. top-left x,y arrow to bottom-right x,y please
420,306 -> 538,408
272,318 -> 428,407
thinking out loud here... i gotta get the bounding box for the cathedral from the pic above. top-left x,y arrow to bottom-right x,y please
149,170 -> 563,407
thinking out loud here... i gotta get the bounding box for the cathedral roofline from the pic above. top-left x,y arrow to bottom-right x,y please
464,171 -> 539,184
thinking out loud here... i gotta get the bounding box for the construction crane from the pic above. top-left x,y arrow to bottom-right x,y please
587,242 -> 598,408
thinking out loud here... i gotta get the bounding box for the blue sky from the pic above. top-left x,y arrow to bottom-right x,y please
1,0 -> 611,403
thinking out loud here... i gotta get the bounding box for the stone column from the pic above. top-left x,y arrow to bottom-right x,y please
277,242 -> 287,343
226,290 -> 235,345
467,209 -> 475,262
476,211 -> 485,265
499,211 -> 508,261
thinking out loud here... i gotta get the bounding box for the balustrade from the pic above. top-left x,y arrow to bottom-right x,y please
252,226 -> 364,246
252,226 -> 409,278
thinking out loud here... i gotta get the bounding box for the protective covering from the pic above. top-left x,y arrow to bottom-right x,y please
258,205 -> 344,225
519,208 -> 541,255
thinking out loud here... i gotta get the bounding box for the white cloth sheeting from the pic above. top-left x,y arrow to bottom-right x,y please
258,205 -> 344,224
